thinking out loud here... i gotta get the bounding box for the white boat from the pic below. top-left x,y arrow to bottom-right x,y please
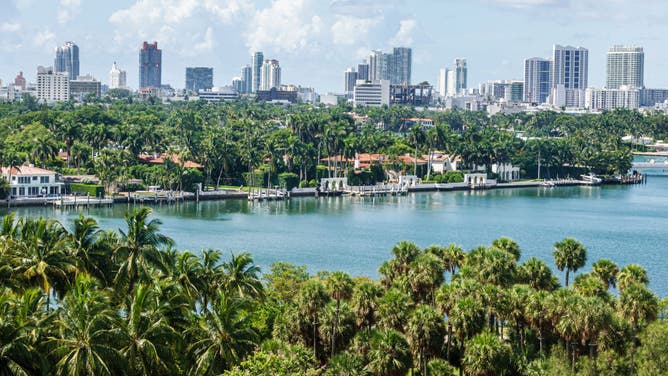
540,180 -> 555,187
581,173 -> 602,184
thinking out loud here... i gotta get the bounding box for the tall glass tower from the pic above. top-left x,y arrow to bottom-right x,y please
54,41 -> 79,80
606,46 -> 644,89
251,52 -> 264,93
139,41 -> 162,89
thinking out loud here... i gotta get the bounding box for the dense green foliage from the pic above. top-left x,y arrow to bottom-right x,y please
0,100 -> 661,195
68,183 -> 105,197
0,208 -> 666,375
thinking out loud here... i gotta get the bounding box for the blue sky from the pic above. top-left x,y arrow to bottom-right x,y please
1,0 -> 667,93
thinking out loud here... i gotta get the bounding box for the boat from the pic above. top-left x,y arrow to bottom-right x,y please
581,173 -> 602,184
540,180 -> 555,187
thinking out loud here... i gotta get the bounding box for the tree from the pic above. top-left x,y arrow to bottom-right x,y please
297,278 -> 330,361
325,271 -> 354,358
188,292 -> 259,375
221,252 -> 263,300
364,329 -> 413,376
114,207 -> 174,293
553,238 -> 587,287
521,257 -> 559,291
405,305 -> 445,376
491,237 -> 521,261
617,264 -> 649,292
592,259 -> 619,290
618,283 -> 659,375
351,281 -> 382,331
463,331 -> 513,376
636,322 -> 668,376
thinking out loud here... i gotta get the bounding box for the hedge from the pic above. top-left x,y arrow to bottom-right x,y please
278,172 -> 299,190
69,183 -> 105,197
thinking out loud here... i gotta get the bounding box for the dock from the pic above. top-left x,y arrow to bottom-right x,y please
346,184 -> 408,197
247,188 -> 289,201
52,196 -> 114,209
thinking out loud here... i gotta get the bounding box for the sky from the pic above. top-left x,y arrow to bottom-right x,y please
1,0 -> 667,93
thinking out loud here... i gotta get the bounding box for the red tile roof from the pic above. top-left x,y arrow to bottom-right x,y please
137,154 -> 203,168
1,165 -> 57,175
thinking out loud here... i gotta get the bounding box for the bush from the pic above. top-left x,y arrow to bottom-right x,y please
278,172 -> 299,190
308,179 -> 317,187
69,183 -> 105,197
298,180 -> 309,189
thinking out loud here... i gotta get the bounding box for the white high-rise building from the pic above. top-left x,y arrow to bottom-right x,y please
37,66 -> 69,102
353,80 -> 390,107
344,67 -> 357,99
446,69 -> 456,97
260,59 -> 281,91
586,86 -> 640,110
109,62 -> 127,89
551,45 -> 588,90
606,46 -> 644,89
437,68 -> 447,97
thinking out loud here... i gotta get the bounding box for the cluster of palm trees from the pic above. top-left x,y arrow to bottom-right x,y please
1,208 -> 665,375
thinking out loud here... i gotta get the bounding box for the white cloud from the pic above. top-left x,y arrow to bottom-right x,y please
389,19 -> 416,46
33,29 -> 55,48
331,16 -> 381,45
245,0 -> 323,53
0,22 -> 22,32
194,27 -> 214,51
486,0 -> 565,8
57,0 -> 81,24
203,0 -> 253,23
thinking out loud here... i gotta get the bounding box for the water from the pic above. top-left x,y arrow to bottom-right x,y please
3,177 -> 668,297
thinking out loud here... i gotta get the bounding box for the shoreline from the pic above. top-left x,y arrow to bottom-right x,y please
0,176 -> 647,209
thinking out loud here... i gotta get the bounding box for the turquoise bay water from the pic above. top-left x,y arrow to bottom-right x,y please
3,177 -> 668,297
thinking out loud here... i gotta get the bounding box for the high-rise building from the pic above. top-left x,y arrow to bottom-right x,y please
37,66 -> 70,102
524,57 -> 552,103
446,69 -> 456,97
606,46 -> 644,89
551,45 -> 588,90
260,59 -> 280,90
251,52 -> 264,93
54,41 -> 79,80
454,58 -> 467,95
241,65 -> 252,94
586,87 -> 640,110
232,78 -> 243,93
109,62 -> 127,89
139,41 -> 162,89
437,68 -> 447,97
185,67 -> 213,92
344,67 -> 358,98
369,50 -> 392,82
392,47 -> 412,85
70,75 -> 101,100
14,71 -> 26,90
357,61 -> 369,81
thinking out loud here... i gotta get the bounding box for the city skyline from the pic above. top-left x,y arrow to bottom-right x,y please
1,1 -> 668,93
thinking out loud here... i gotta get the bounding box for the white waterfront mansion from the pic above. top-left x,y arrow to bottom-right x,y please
1,165 -> 64,198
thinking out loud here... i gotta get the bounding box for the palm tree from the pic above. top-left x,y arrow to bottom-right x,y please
221,252 -> 263,300
618,283 -> 659,375
297,278 -> 330,360
326,271 -> 354,359
377,288 -> 413,332
521,257 -> 559,291
48,274 -> 126,375
364,328 -> 413,376
617,264 -> 649,292
553,238 -> 587,287
407,252 -> 444,305
491,237 -> 521,261
463,331 -> 512,376
0,288 -> 47,375
199,249 -> 223,310
69,214 -> 105,279
405,305 -> 445,376
9,217 -> 75,309
119,283 -> 180,375
114,207 -> 173,293
592,259 -> 619,290
351,281 -> 382,331
442,243 -> 466,280
187,292 -> 258,375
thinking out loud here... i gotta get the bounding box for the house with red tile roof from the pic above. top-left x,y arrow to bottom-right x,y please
1,165 -> 64,198
137,154 -> 203,169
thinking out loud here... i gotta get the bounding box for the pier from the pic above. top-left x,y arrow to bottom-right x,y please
52,196 -> 114,209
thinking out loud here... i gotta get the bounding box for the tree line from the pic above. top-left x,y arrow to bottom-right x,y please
1,208 -> 666,375
0,99 -> 664,195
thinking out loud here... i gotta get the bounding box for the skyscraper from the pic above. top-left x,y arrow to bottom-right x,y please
369,50 -> 392,82
357,61 -> 369,81
251,52 -> 264,93
524,57 -> 552,103
37,66 -> 70,102
437,68 -> 447,97
344,67 -> 358,98
446,69 -> 456,97
606,46 -> 644,89
14,71 -> 26,90
185,67 -> 214,92
109,62 -> 127,89
54,41 -> 79,80
241,65 -> 252,94
392,47 -> 412,85
260,59 -> 281,90
552,45 -> 588,90
139,41 -> 162,89
455,58 -> 467,95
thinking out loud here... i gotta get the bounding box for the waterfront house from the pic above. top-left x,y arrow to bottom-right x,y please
137,153 -> 203,169
424,151 -> 462,173
1,165 -> 64,198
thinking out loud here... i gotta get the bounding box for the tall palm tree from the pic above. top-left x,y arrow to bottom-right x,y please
521,257 -> 559,291
407,252 -> 444,305
442,243 -> 465,280
119,283 -> 180,375
376,288 -> 413,332
69,214 -> 105,280
618,283 -> 658,375
48,274 -> 126,375
0,288 -> 47,375
491,237 -> 521,262
221,252 -> 263,300
463,330 -> 512,376
114,207 -> 173,294
297,278 -> 330,360
592,259 -> 619,291
405,305 -> 445,376
617,264 -> 649,292
553,238 -> 587,287
351,281 -> 382,331
188,292 -> 258,375
326,271 -> 354,359
364,328 -> 413,376
199,249 -> 223,310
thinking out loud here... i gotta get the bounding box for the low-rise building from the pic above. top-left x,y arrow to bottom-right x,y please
585,86 -> 640,110
353,80 -> 390,107
70,75 -> 101,100
1,165 -> 64,198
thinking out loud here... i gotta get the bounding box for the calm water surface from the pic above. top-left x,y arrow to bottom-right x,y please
3,177 -> 668,296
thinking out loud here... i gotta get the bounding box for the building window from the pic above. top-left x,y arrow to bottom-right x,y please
40,176 -> 50,183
